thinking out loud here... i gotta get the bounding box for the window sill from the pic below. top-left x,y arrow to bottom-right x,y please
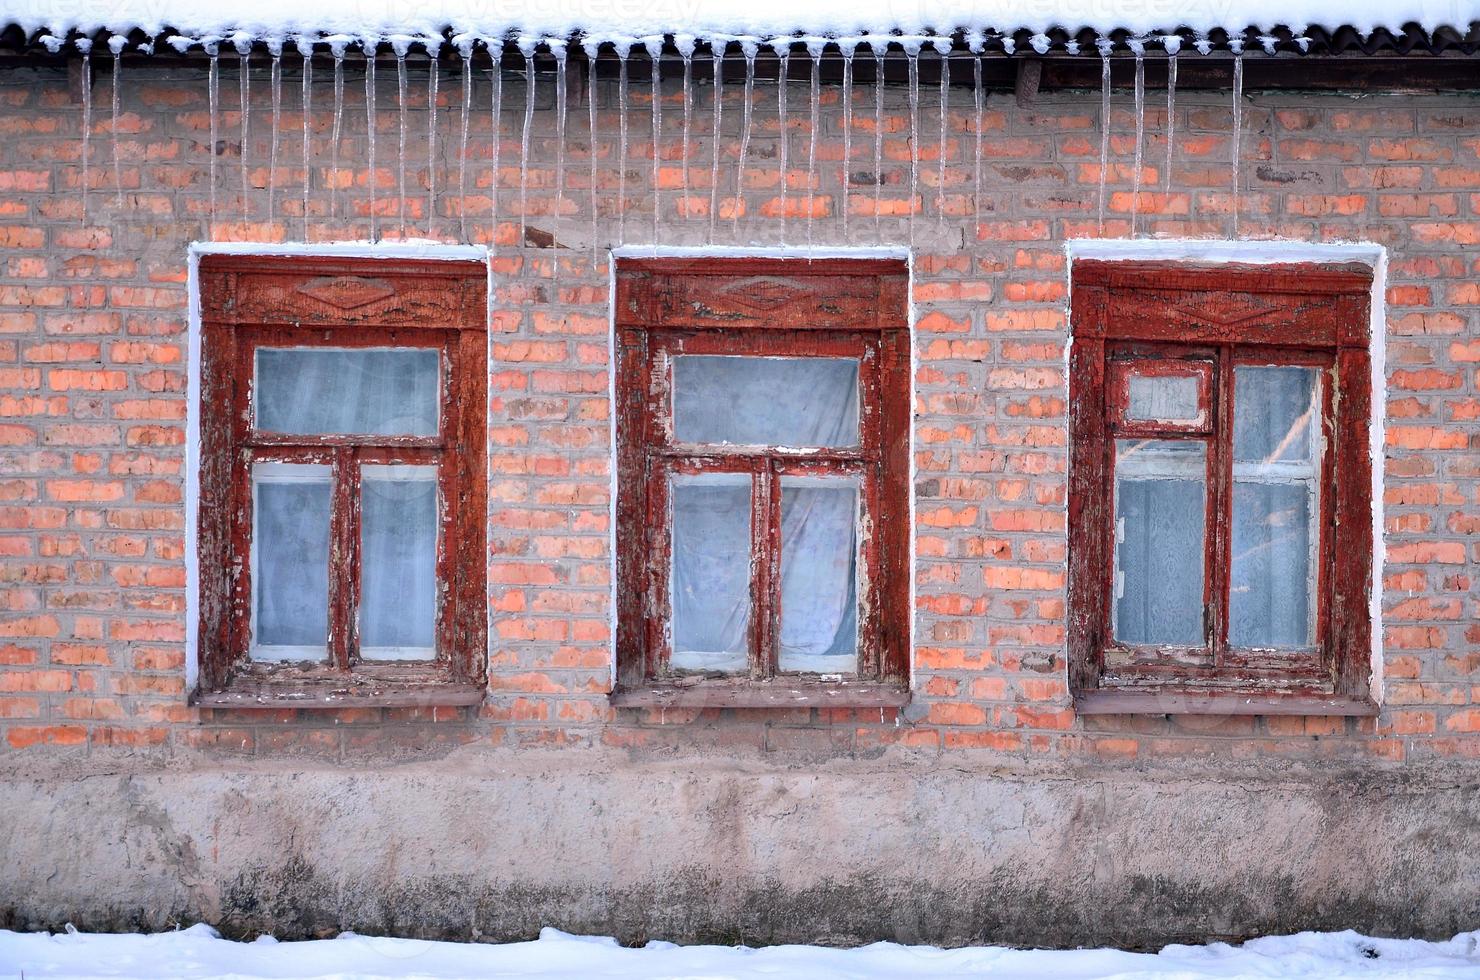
192,663 -> 485,710
611,678 -> 911,710
1074,689 -> 1379,717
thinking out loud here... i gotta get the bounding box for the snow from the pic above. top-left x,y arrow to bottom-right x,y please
2,925 -> 1479,979
4,0 -> 1475,50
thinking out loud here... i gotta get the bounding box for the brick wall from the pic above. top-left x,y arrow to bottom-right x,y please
0,60 -> 1476,764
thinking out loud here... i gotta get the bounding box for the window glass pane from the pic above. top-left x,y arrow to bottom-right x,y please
1126,373 -> 1200,422
672,356 -> 859,447
1233,366 -> 1318,463
1231,483 -> 1315,648
779,477 -> 858,674
255,347 -> 439,436
1112,439 -> 1206,647
1230,366 -> 1321,649
360,465 -> 438,660
670,473 -> 751,673
251,462 -> 331,661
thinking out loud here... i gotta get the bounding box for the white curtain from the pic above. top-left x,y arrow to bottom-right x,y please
778,480 -> 858,672
251,462 -> 331,660
670,475 -> 752,673
255,347 -> 439,436
1229,366 -> 1321,649
360,465 -> 438,660
673,355 -> 859,447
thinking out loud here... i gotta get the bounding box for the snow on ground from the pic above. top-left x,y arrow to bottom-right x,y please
3,925 -> 1480,979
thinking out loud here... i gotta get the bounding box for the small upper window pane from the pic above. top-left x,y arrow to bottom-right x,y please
255,347 -> 439,436
1127,374 -> 1201,423
672,356 -> 859,448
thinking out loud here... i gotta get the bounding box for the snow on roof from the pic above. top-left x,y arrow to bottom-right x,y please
7,0 -> 1479,49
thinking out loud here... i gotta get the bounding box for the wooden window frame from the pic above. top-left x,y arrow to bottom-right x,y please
194,256 -> 487,709
1069,261 -> 1377,717
612,258 -> 911,709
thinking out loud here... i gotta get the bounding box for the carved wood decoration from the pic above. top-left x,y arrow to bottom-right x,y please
199,257 -> 487,328
617,258 -> 909,332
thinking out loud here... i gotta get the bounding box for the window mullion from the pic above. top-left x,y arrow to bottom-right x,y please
749,458 -> 781,681
327,446 -> 361,671
1209,347 -> 1235,669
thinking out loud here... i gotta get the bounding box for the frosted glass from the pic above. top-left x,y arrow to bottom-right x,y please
670,473 -> 751,673
1230,365 -> 1321,649
673,356 -> 859,447
1113,439 -> 1207,647
255,347 -> 439,436
1127,373 -> 1201,422
251,462 -> 331,661
778,478 -> 858,674
360,465 -> 438,659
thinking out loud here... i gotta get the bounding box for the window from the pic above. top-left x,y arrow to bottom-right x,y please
194,256 -> 487,707
613,259 -> 911,708
1068,261 -> 1377,715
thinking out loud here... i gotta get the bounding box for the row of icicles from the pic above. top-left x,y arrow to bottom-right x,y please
63,34 -> 1252,253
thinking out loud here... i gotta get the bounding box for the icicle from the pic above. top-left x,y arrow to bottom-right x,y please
616,40 -> 632,243
1231,46 -> 1244,238
970,32 -> 985,232
295,38 -> 308,239
329,46 -> 345,222
805,39 -> 823,252
840,40 -> 855,241
583,39 -> 599,260
552,40 -> 568,267
776,42 -> 790,244
676,35 -> 695,223
395,41 -> 409,236
237,39 -> 252,222
1165,48 -> 1178,193
426,38 -> 441,238
363,39 -> 379,241
933,38 -> 950,232
78,43 -> 92,223
707,40 -> 724,243
518,35 -> 538,247
903,40 -> 921,247
733,40 -> 756,237
490,41 -> 503,244
1130,44 -> 1145,236
1096,41 -> 1111,236
645,36 -> 662,252
268,41 -> 283,224
109,36 -> 124,206
454,38 -> 473,243
870,38 -> 887,238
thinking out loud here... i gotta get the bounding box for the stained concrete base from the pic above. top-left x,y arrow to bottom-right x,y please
2,746 -> 1477,948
